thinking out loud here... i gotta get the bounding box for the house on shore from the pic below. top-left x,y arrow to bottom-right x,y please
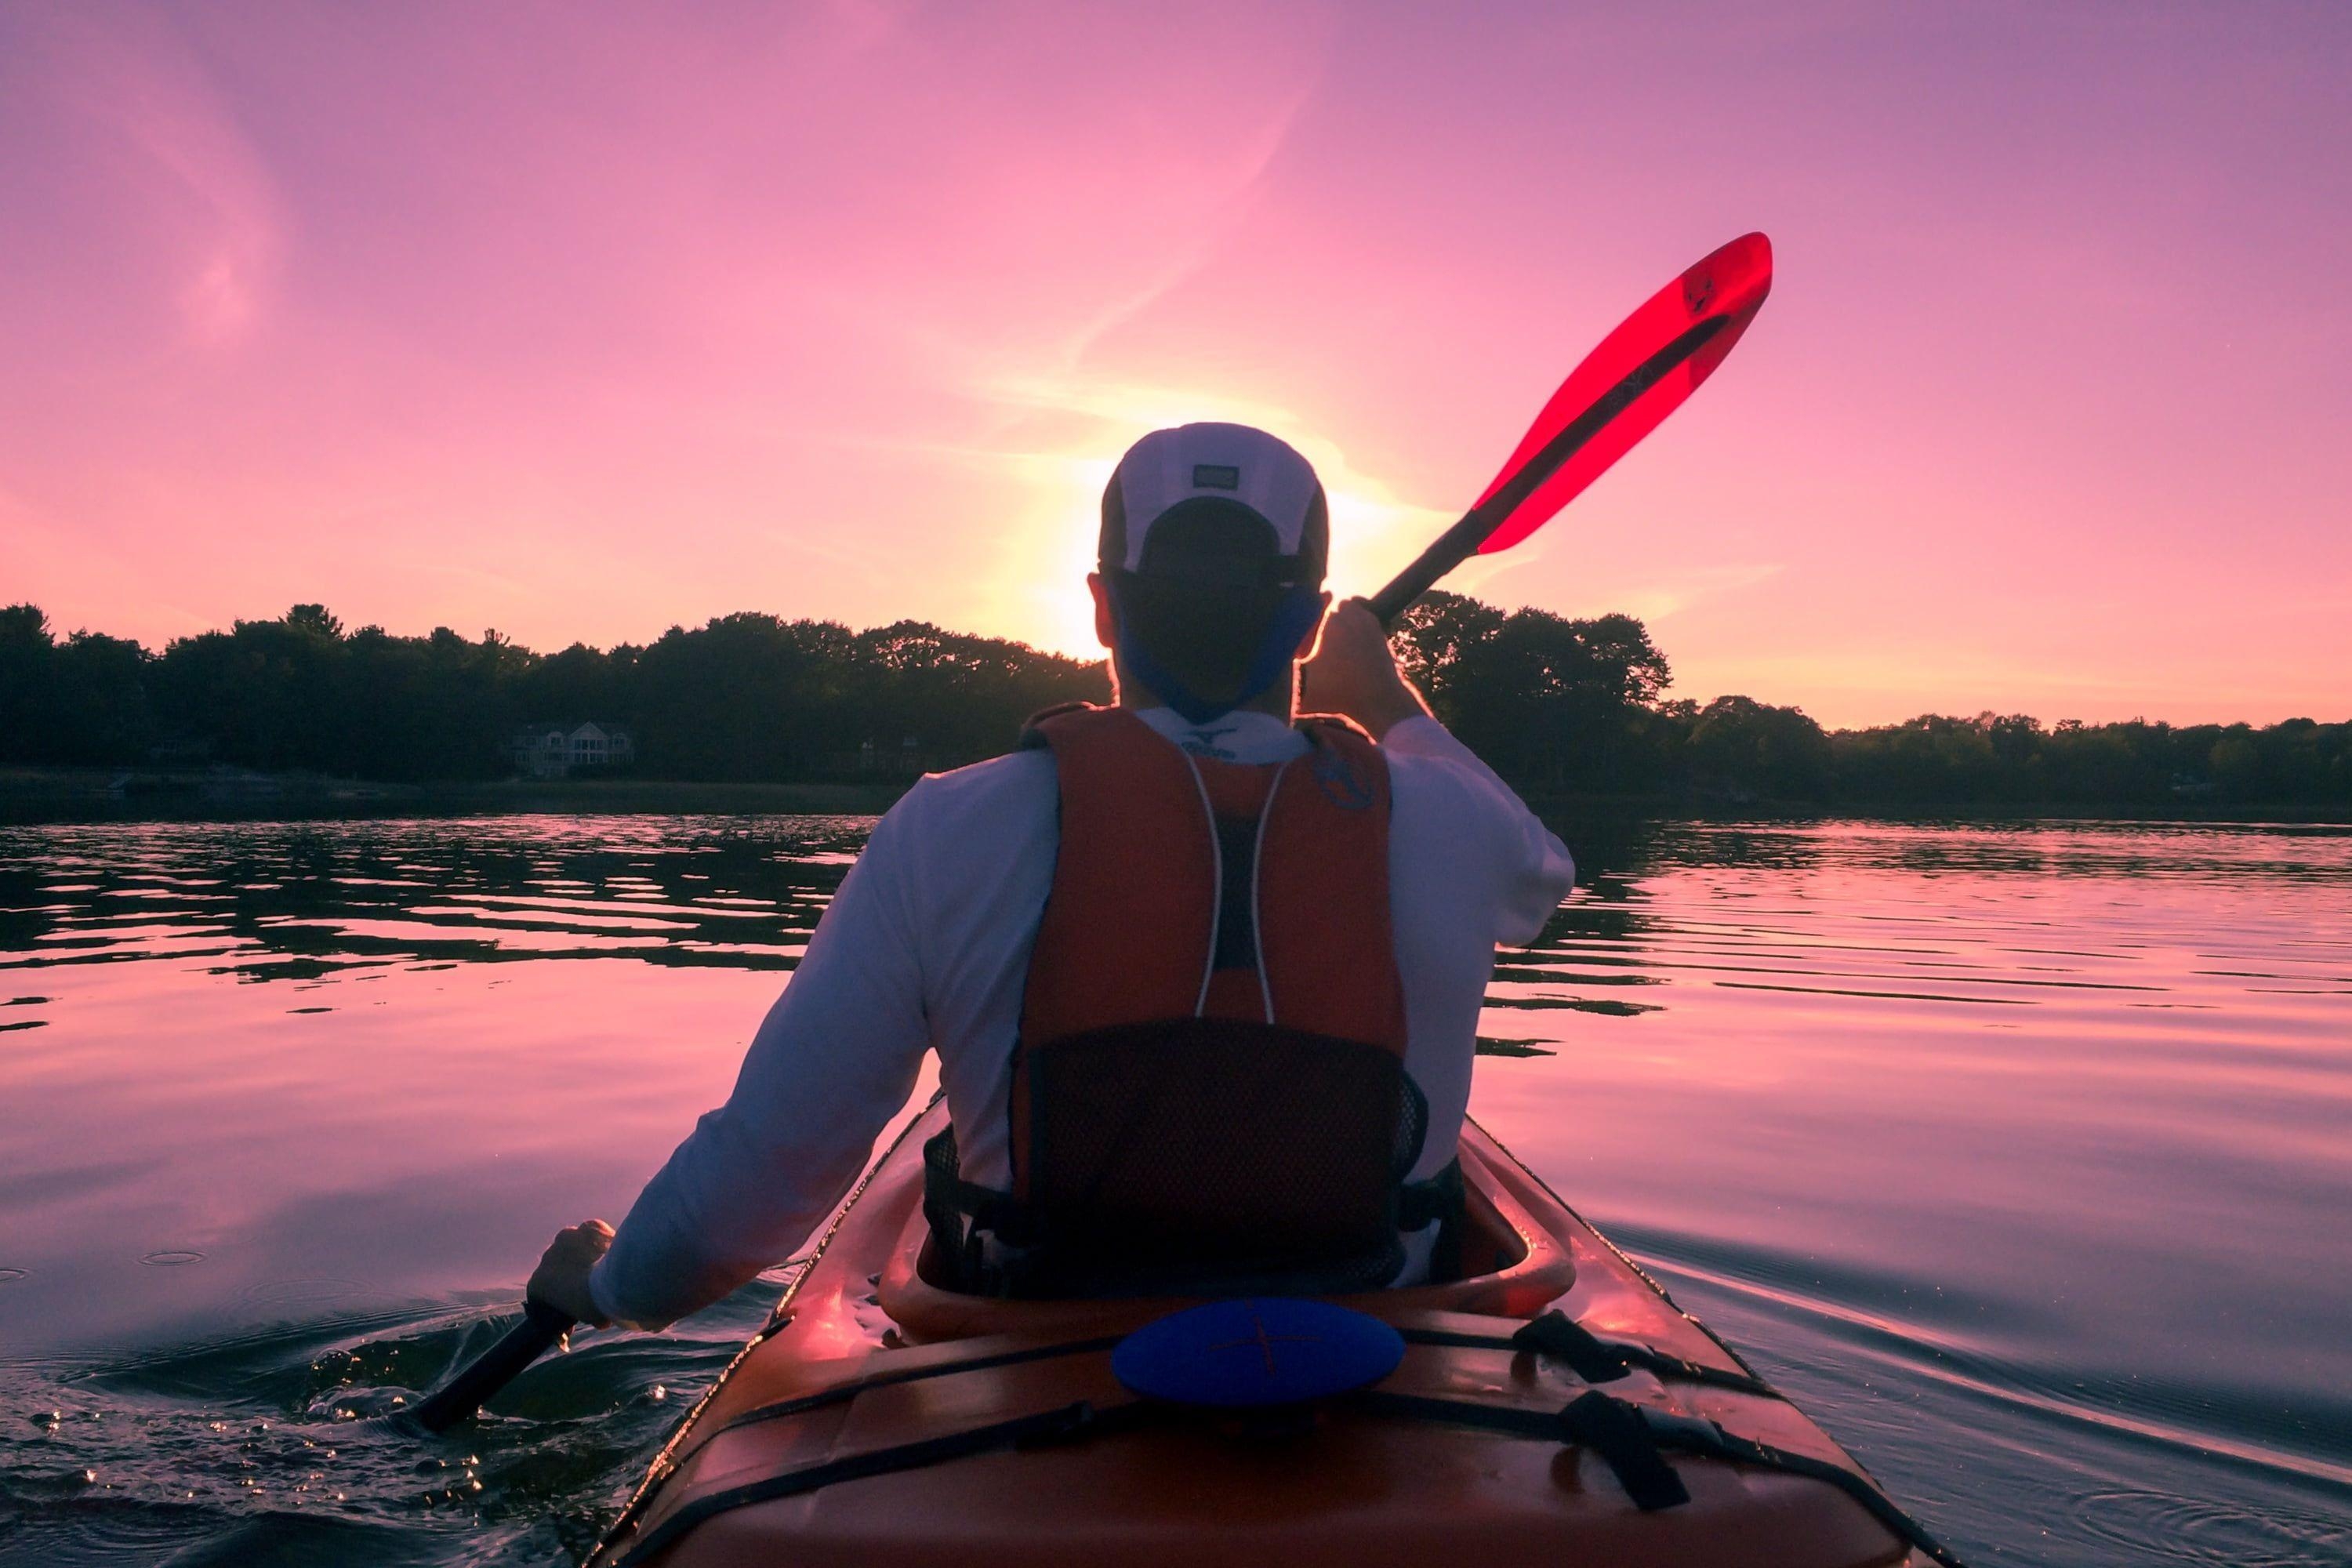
510,722 -> 636,779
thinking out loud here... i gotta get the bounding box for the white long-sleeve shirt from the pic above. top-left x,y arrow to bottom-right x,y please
590,706 -> 1573,1329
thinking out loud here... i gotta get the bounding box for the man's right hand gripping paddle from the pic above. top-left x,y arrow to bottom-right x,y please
1367,232 -> 1774,627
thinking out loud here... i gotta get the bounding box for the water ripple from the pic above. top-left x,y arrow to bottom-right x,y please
2,814 -> 2347,1567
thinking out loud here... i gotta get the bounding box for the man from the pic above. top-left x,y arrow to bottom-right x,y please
531,423 -> 1573,1324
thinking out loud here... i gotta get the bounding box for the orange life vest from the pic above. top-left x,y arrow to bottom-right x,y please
924,704 -> 1457,1298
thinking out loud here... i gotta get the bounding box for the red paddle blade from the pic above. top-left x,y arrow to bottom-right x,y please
1472,232 -> 1773,555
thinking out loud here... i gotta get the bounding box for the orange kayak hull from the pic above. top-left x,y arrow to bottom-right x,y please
588,1101 -> 1932,1568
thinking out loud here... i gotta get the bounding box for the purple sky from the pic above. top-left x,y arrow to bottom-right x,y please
3,1 -> 2347,726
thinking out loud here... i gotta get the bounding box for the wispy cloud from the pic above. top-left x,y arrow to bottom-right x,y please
38,3 -> 285,346
1040,73 -> 1323,379
1602,562 -> 1786,622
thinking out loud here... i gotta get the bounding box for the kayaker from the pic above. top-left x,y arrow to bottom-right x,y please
529,423 -> 1575,1326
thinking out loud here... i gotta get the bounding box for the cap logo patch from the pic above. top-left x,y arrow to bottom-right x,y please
1191,463 -> 1241,491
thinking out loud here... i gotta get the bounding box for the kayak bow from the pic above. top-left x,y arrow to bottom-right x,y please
585,1095 -> 1958,1568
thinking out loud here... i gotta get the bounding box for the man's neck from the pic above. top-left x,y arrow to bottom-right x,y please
1109,662 -> 1296,724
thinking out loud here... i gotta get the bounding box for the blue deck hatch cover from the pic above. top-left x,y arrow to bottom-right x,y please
1110,1298 -> 1405,1408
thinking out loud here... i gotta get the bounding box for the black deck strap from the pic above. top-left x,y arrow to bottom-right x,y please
1364,1392 -> 1693,1514
1557,1390 -> 1692,1510
1511,1310 -> 1635,1381
1351,1388 -> 1967,1568
1405,1316 -> 1778,1399
1521,1309 -> 1782,1396
1352,1389 -> 1686,1508
610,1399 -> 1159,1568
1632,1406 -> 1970,1568
703,1333 -> 1127,1441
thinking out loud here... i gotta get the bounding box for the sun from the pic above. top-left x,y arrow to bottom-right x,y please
987,452 -> 1117,660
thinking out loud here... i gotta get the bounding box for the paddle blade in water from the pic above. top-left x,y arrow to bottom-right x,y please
1471,232 -> 1772,555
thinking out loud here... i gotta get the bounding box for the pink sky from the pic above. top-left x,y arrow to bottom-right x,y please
2,2 -> 2347,728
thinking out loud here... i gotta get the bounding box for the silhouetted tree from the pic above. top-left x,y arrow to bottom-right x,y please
0,605 -> 158,765
1390,591 -> 1507,698
1396,595 -> 1671,790
1686,696 -> 1831,799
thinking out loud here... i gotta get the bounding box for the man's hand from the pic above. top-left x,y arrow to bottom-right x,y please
1300,599 -> 1429,739
527,1219 -> 615,1327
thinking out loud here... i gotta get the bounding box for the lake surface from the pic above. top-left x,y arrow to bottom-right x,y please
1,814 -> 2347,1566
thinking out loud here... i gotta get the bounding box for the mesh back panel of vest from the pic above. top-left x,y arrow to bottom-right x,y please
1017,1019 -> 1426,1296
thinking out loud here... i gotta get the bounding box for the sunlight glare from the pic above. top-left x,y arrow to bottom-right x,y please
975,370 -> 1458,650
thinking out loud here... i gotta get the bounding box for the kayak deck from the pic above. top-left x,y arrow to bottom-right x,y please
587,1099 -> 1942,1567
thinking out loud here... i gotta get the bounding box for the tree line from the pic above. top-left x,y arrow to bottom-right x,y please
1386,593 -> 2351,810
4,595 -> 2347,811
0,602 -> 1103,783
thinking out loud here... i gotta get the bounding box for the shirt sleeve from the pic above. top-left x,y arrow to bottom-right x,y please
1379,713 -> 1575,945
588,797 -> 934,1330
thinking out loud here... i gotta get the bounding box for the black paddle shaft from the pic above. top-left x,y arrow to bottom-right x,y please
412,1298 -> 576,1432
1365,314 -> 1730,629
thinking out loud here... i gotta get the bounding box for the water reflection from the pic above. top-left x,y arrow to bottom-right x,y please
0,817 -> 870,986
1475,818 -> 2352,1568
0,814 -> 2347,1566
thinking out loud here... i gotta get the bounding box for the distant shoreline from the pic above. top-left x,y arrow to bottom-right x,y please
0,767 -> 910,825
12,597 -> 2347,823
5,767 -> 2346,829
1518,789 -> 2352,828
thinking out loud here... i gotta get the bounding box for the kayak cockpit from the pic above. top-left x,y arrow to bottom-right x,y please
877,1133 -> 1578,1344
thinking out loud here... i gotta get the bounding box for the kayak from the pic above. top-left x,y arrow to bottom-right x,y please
586,1096 -> 1955,1568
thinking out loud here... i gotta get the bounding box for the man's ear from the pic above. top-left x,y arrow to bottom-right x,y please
1087,572 -> 1117,651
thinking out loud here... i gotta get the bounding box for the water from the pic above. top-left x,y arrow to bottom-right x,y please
1,815 -> 2347,1566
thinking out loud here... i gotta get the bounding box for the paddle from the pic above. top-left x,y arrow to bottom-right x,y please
411,1298 -> 574,1432
1366,232 -> 1773,628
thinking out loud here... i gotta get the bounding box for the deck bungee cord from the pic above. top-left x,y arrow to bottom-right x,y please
604,1363 -> 1967,1568
686,1312 -> 1777,1450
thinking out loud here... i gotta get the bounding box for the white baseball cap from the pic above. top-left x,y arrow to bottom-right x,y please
1099,423 -> 1328,585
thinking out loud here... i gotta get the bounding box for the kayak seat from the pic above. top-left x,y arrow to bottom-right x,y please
880,1136 -> 1576,1344
922,1040 -> 1456,1301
